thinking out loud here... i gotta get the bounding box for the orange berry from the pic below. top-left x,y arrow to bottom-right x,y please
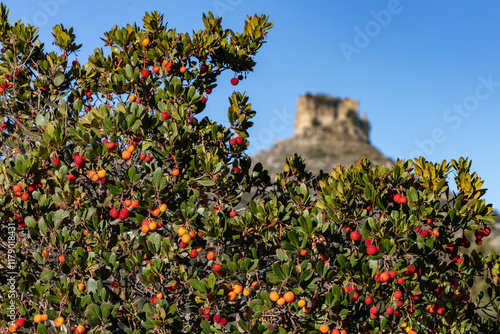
77,283 -> 85,291
152,208 -> 161,217
129,95 -> 136,102
243,289 -> 251,296
8,324 -> 19,333
156,293 -> 164,299
41,249 -> 48,258
76,325 -> 86,334
283,291 -> 295,303
122,150 -> 132,160
251,281 -> 258,289
33,314 -> 42,323
141,225 -> 150,233
58,254 -> 65,263
172,168 -> 180,177
141,38 -> 150,47
160,203 -> 167,212
227,291 -> 237,301
13,185 -> 22,192
277,297 -> 286,306
302,306 -> 312,314
297,299 -> 306,308
127,145 -> 135,152
233,284 -> 243,294
83,229 -> 90,236
40,314 -> 48,321
88,170 -> 96,178
179,66 -> 187,73
269,291 -> 280,302
131,200 -> 139,208
206,251 -> 215,260
91,174 -> 100,181
189,230 -> 196,238
181,234 -> 192,243
148,221 -> 157,231
319,324 -> 330,334
177,226 -> 187,236
54,317 -> 64,327
97,169 -> 106,178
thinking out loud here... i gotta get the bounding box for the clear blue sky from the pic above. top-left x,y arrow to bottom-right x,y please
3,1 -> 500,209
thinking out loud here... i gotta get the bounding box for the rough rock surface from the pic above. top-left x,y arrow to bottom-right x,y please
252,93 -> 392,176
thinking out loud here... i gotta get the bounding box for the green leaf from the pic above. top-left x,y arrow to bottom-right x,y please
337,254 -> 347,269
153,167 -> 162,190
288,230 -> 300,248
189,279 -> 207,293
91,303 -> 101,320
53,73 -> 65,86
40,270 -> 54,281
201,320 -> 212,333
198,178 -> 215,187
37,324 -> 49,334
25,216 -> 37,228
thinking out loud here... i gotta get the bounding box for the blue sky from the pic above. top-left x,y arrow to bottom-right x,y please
4,1 -> 500,209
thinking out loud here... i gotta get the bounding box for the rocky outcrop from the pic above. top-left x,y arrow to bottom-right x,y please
252,93 -> 392,176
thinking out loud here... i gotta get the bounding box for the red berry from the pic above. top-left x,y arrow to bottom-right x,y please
386,307 -> 394,315
394,291 -> 403,299
205,88 -> 212,94
14,318 -> 26,328
141,69 -> 150,78
366,245 -> 378,256
161,112 -> 170,120
229,210 -> 237,218
110,208 -> 119,218
350,231 -> 361,241
190,249 -> 198,258
52,158 -> 60,165
235,137 -> 244,145
118,208 -> 130,220
213,315 -> 221,323
74,156 -> 83,165
370,306 -> 378,315
230,77 -> 239,85
365,296 -> 373,305
229,138 -> 236,146
201,96 -> 208,103
219,318 -> 227,326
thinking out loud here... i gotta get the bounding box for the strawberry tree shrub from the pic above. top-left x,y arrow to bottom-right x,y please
1,4 -> 500,333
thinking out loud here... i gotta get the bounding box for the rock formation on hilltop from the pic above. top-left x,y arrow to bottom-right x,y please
252,93 -> 393,176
